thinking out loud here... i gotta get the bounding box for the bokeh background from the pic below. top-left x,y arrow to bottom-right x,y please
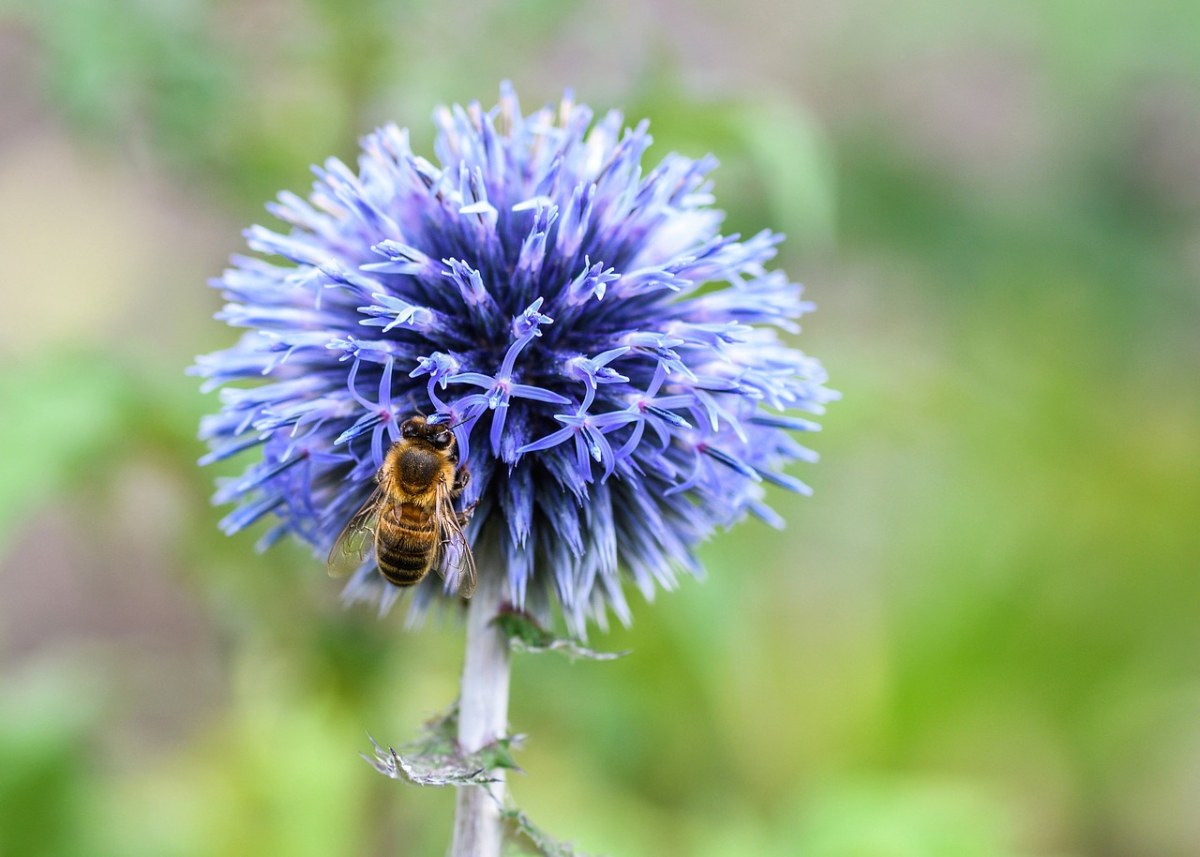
2,1 -> 1198,855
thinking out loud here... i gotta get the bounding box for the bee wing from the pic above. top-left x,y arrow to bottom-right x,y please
432,478 -> 477,598
326,485 -> 384,578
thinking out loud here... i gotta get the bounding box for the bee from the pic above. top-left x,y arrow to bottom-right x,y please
328,415 -> 476,597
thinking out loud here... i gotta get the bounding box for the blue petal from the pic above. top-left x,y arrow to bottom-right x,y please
516,425 -> 576,455
509,383 -> 571,404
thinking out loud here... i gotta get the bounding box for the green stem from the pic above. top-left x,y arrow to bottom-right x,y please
449,568 -> 511,857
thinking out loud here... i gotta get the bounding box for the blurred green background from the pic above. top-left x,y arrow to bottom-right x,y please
1,1 -> 1198,854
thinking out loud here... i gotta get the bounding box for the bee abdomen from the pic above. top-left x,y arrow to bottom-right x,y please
376,544 -> 433,586
375,503 -> 436,586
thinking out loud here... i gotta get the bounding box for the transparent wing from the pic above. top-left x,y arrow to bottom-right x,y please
432,478 -> 477,598
326,486 -> 383,578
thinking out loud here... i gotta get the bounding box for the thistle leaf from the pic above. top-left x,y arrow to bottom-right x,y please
502,808 -> 597,857
363,703 -> 522,787
494,609 -> 629,662
362,735 -> 498,787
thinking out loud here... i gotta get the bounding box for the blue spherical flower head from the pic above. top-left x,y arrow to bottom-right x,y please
194,84 -> 836,634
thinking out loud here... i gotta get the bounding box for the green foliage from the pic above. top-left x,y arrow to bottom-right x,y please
495,609 -> 629,661
0,663 -> 105,857
629,81 -> 837,251
0,354 -> 138,550
787,778 -> 1016,857
502,808 -> 595,857
96,668 -> 376,857
363,704 -> 521,787
25,0 -> 233,161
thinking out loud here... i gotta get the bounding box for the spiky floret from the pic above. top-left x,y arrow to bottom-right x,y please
193,84 -> 835,633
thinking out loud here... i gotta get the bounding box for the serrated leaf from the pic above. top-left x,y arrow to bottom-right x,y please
362,735 -> 498,787
364,703 -> 522,787
477,737 -> 523,772
494,609 -> 629,662
502,808 -> 597,857
411,703 -> 460,756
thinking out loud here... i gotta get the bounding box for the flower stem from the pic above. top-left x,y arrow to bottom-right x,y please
450,568 -> 511,857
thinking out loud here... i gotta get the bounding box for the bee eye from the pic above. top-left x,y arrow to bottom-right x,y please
434,432 -> 451,448
401,420 -> 419,438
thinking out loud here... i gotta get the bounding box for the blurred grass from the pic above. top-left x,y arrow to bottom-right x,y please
1,0 -> 1198,855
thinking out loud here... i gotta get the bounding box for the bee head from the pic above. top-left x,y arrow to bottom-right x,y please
401,415 -> 454,451
400,415 -> 426,439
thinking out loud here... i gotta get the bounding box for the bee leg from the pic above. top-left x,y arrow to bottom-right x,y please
451,467 -> 471,495
456,501 -> 478,526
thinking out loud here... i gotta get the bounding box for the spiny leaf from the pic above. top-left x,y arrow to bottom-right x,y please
411,703 -> 460,756
494,609 -> 630,662
362,735 -> 497,787
477,737 -> 523,772
502,808 -> 597,857
363,702 -> 523,787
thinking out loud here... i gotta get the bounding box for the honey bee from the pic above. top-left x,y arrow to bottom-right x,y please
328,415 -> 476,597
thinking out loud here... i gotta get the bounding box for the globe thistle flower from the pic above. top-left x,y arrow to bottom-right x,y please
193,84 -> 834,634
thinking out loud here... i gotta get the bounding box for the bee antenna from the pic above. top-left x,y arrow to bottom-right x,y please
426,412 -> 472,430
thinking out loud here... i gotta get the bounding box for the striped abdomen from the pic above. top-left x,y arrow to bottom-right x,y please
375,502 -> 437,586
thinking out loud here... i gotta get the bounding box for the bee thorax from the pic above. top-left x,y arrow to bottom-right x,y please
396,446 -> 442,488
